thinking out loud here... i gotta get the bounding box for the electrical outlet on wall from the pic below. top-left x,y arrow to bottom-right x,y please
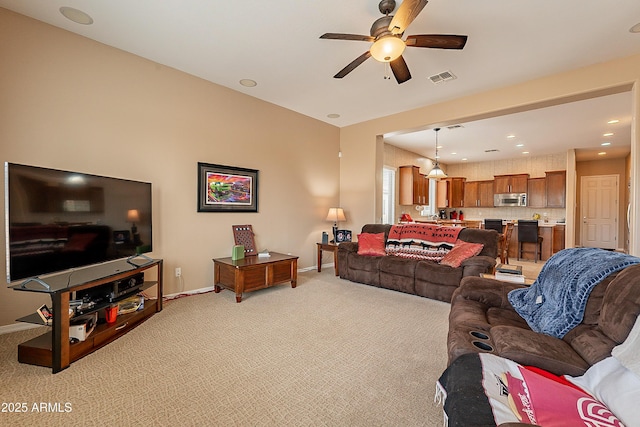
175,267 -> 181,277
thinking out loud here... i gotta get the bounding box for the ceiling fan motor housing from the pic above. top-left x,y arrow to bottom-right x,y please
379,0 -> 396,15
370,16 -> 394,38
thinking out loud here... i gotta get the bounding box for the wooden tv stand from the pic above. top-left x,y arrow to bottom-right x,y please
10,258 -> 163,373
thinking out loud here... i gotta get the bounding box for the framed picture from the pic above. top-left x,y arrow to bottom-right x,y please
336,229 -> 352,243
197,162 -> 259,212
113,230 -> 130,244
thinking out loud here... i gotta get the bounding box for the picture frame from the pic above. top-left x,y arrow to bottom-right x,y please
113,230 -> 130,244
335,229 -> 352,243
197,162 -> 259,212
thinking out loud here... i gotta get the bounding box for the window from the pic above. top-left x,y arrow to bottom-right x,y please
382,167 -> 395,224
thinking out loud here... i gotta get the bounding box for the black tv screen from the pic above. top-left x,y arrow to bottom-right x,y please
5,163 -> 152,283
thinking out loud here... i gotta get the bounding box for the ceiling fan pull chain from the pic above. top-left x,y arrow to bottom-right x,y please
384,62 -> 391,80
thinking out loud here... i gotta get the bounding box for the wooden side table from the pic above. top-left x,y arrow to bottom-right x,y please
317,242 -> 339,275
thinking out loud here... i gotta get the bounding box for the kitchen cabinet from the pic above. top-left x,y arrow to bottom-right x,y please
399,165 -> 429,205
546,170 -> 566,208
553,224 -> 565,253
527,178 -> 546,208
437,177 -> 465,208
494,174 -> 529,194
464,180 -> 494,207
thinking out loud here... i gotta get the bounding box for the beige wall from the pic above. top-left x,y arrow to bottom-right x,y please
0,10 -> 340,326
340,54 -> 640,256
447,153 -> 568,223
575,157 -> 628,250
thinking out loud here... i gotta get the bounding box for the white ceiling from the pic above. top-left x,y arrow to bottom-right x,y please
2,0 -> 639,162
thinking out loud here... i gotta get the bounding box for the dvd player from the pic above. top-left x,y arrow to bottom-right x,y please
76,272 -> 145,305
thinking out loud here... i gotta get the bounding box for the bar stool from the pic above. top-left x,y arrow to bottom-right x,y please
517,220 -> 543,262
500,222 -> 514,264
484,219 -> 504,233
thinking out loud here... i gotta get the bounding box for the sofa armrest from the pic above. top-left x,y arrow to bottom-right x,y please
338,241 -> 358,254
459,255 -> 497,277
453,276 -> 525,309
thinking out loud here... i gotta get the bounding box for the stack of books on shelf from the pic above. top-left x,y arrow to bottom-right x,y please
494,264 -> 526,283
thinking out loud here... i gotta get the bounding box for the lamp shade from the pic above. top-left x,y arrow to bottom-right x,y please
370,35 -> 406,62
326,207 -> 346,223
427,165 -> 448,179
427,127 -> 448,179
127,209 -> 140,223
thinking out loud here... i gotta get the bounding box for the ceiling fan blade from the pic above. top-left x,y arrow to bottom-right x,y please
334,51 -> 372,78
320,33 -> 375,42
390,55 -> 411,84
405,34 -> 468,49
389,0 -> 429,35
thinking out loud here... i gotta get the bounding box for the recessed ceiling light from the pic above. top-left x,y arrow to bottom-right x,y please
461,158 -> 468,161
507,135 -> 516,139
516,143 -> 524,147
522,151 -> 529,155
598,152 -> 607,156
607,119 -> 620,124
451,152 -> 457,155
239,79 -> 257,87
327,113 -> 340,119
603,132 -> 614,137
601,142 -> 611,146
630,22 -> 640,33
59,7 -> 93,25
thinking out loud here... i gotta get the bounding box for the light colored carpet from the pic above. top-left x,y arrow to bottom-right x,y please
0,271 -> 451,426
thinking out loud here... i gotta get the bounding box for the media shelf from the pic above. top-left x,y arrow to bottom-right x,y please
10,258 -> 163,373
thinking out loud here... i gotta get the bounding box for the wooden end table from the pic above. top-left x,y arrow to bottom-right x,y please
213,252 -> 298,303
316,242 -> 339,275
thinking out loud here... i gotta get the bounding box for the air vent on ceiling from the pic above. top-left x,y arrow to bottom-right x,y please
447,124 -> 464,130
429,70 -> 457,85
485,149 -> 500,153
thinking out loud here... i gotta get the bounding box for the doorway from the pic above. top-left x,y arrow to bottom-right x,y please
580,174 -> 619,249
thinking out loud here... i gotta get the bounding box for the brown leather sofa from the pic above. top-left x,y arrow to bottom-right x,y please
447,263 -> 640,376
337,224 -> 500,302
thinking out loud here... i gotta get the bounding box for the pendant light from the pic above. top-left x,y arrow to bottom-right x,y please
427,128 -> 448,179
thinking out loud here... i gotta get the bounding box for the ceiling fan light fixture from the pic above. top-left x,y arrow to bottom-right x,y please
370,35 -> 405,62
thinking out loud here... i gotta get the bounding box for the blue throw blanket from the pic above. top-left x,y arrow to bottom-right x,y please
508,248 -> 640,339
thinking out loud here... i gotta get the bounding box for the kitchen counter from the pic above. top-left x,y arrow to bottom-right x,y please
506,223 -> 565,261
414,219 -> 482,228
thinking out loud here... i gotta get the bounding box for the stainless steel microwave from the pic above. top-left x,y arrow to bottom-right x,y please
494,193 -> 527,207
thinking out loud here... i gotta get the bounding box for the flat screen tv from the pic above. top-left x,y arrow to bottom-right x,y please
5,163 -> 152,283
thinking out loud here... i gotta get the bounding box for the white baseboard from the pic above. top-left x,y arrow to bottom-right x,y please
164,286 -> 215,300
0,322 -> 42,335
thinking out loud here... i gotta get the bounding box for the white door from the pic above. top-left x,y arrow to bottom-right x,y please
581,175 -> 619,249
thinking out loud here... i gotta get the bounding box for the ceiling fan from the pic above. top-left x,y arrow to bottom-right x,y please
320,0 -> 467,84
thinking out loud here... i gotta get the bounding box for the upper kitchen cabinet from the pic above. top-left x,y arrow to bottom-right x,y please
527,177 -> 546,208
437,177 -> 466,208
545,170 -> 566,208
464,180 -> 494,207
399,165 -> 429,205
494,174 -> 529,194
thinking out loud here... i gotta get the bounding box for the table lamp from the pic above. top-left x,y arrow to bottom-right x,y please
127,209 -> 141,245
326,207 -> 346,243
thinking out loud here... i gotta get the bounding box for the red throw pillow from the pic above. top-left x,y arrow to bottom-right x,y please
357,232 -> 386,256
440,239 -> 484,267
